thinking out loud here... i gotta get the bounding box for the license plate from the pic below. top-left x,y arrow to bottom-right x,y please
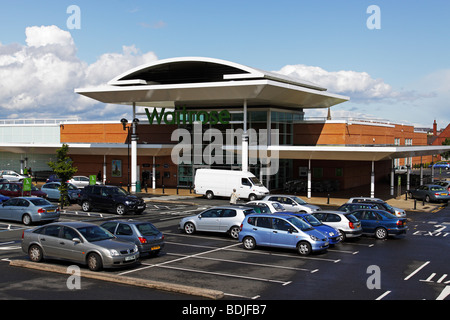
151,246 -> 160,251
137,206 -> 144,209
47,209 -> 55,213
125,255 -> 136,261
441,193 -> 447,196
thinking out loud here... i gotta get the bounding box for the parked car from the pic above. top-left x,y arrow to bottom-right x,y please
0,170 -> 27,182
21,221 -> 139,271
282,212 -> 341,245
246,200 -> 285,213
78,185 -> 146,215
67,175 -> 101,188
0,194 -> 9,202
46,174 -> 61,183
0,182 -> 47,199
240,203 -> 272,214
101,220 -> 164,256
351,209 -> 407,240
429,161 -> 450,170
238,213 -> 329,255
435,180 -> 450,192
337,202 -> 378,213
41,182 -> 81,202
345,197 -> 406,218
179,206 -> 255,239
0,197 -> 59,225
408,184 -> 450,203
262,195 -> 321,213
312,211 -> 362,241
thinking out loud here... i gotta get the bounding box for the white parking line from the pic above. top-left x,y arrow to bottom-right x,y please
138,262 -> 291,285
118,242 -> 241,276
167,252 -> 314,273
404,261 -> 430,281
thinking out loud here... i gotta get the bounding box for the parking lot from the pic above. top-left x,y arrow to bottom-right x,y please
1,192 -> 449,300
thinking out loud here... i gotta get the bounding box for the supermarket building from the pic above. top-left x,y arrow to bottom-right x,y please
1,57 -> 449,197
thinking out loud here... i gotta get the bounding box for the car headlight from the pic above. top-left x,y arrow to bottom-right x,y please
310,235 -> 319,241
133,245 -> 138,253
109,249 -> 120,256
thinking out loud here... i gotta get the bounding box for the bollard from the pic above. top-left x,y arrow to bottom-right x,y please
162,184 -> 165,194
327,194 -> 330,205
414,199 -> 417,210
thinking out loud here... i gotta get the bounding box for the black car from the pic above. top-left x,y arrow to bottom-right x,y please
78,185 -> 146,215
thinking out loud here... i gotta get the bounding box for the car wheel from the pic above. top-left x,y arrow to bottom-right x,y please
28,245 -> 43,262
205,191 -> 214,200
248,193 -> 257,201
184,222 -> 196,235
338,230 -> 346,241
375,227 -> 388,240
425,195 -> 431,203
116,204 -> 126,215
242,236 -> 256,250
87,253 -> 103,271
22,214 -> 32,226
229,226 -> 240,239
297,241 -> 312,255
81,201 -> 91,212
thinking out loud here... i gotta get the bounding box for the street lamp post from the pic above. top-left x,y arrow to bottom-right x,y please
121,118 -> 139,192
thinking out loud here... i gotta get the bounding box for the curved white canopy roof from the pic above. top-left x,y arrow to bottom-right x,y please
76,57 -> 349,109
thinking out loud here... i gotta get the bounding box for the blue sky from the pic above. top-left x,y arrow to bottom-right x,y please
1,0 -> 449,129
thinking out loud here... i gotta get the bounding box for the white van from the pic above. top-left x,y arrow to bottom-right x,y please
194,169 -> 269,201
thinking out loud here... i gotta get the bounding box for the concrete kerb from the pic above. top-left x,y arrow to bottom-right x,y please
9,259 -> 224,300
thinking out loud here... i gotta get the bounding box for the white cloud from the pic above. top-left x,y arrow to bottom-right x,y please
274,64 -> 428,103
0,25 -> 157,120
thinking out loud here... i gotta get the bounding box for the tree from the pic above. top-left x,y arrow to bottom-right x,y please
442,138 -> 450,160
48,144 -> 78,208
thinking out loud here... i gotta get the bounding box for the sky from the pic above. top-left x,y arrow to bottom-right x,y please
0,0 -> 449,129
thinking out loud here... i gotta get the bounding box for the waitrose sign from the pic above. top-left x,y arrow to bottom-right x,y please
145,107 -> 231,125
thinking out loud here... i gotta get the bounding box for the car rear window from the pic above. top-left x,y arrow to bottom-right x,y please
137,223 -> 160,236
243,209 -> 255,216
345,214 -> 359,222
30,198 -> 52,206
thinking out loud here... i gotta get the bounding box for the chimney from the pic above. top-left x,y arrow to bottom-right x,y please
433,120 -> 437,136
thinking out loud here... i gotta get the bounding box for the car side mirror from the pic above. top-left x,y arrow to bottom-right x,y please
72,238 -> 81,243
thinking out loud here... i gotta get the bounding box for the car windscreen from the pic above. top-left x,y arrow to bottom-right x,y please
249,177 -> 263,186
291,196 -> 307,205
272,202 -> 285,211
285,216 -> 313,231
302,214 -> 322,226
430,186 -> 445,191
77,225 -> 114,242
136,223 -> 160,236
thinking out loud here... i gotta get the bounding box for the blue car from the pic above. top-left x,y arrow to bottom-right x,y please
40,182 -> 81,202
239,213 -> 329,255
281,212 -> 341,245
351,209 -> 407,240
429,161 -> 450,170
0,194 -> 9,203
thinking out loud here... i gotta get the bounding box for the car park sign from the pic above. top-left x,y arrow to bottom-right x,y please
22,178 -> 32,192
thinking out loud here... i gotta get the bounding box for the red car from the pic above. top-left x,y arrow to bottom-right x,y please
0,182 -> 47,198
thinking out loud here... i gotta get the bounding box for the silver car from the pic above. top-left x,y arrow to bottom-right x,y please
263,195 -> 321,213
101,220 -> 165,256
21,221 -> 139,271
179,206 -> 255,239
0,197 -> 60,225
312,210 -> 362,241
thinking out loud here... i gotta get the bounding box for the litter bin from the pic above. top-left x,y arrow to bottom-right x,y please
136,181 -> 141,192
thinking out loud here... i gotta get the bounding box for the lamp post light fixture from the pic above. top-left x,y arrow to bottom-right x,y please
120,118 -> 139,192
